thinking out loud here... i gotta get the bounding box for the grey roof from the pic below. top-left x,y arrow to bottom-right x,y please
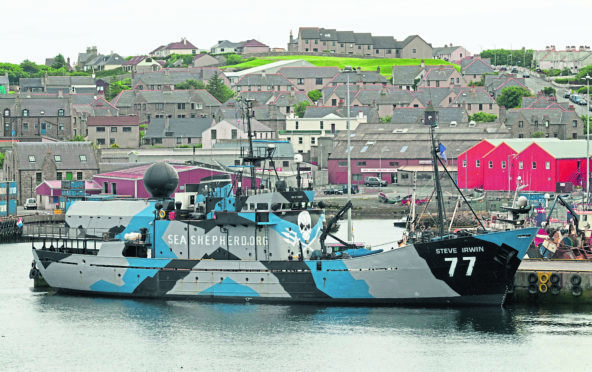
277,66 -> 339,79
211,40 -> 243,49
217,118 -> 272,132
433,46 -> 462,57
505,107 -> 580,125
412,87 -> 460,106
452,89 -> 496,105
11,96 -> 72,116
391,65 -> 424,85
299,28 -> 321,39
213,140 -> 295,158
111,90 -> 221,108
230,92 -> 275,105
20,78 -> 44,89
336,31 -> 355,43
86,54 -> 125,68
329,71 -> 388,84
270,92 -> 311,106
390,107 -> 468,124
133,68 -> 225,87
354,33 -> 373,45
372,36 -> 397,49
462,58 -> 495,75
303,106 -> 379,122
533,140 -> 591,158
423,66 -> 457,81
14,142 -> 98,170
145,117 -> 214,139
235,74 -> 294,87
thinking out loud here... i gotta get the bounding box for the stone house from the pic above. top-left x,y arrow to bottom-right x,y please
201,119 -> 274,149
2,142 -> 99,203
132,68 -> 230,91
461,57 -> 495,84
417,66 -> 466,89
277,66 -> 339,93
150,38 -> 198,58
433,45 -> 471,62
143,117 -> 214,147
233,73 -> 296,93
122,56 -> 162,73
504,107 -> 581,140
87,116 -> 140,148
452,88 -> 499,117
192,54 -> 222,68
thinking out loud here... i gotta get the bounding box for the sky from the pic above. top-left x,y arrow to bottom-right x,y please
1,0 -> 591,65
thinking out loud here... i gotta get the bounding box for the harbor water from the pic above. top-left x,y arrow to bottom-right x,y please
2,220 -> 592,371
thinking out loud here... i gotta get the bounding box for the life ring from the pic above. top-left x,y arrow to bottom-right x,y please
539,283 -> 548,293
550,284 -> 561,295
158,210 -> 166,219
539,273 -> 549,284
570,274 -> 582,286
550,273 -> 560,284
571,285 -> 583,297
528,273 -> 538,284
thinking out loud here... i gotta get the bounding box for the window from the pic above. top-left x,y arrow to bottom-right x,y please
295,121 -> 299,130
211,129 -> 216,140
59,123 -> 64,131
518,121 -> 523,128
476,160 -> 480,168
231,129 -> 237,139
22,109 -> 29,116
110,138 -> 115,145
3,109 -> 9,117
156,103 -> 164,110
573,120 -> 578,128
338,161 -> 347,166
297,78 -> 304,85
315,78 -> 322,85
479,104 -> 483,111
298,137 -> 303,144
28,155 -> 35,162
532,161 -> 537,169
501,161 -> 506,169
80,155 -> 87,162
320,121 -> 324,130
489,104 -> 493,109
36,172 -> 42,183
357,161 -> 366,166
534,120 -> 538,127
77,172 -> 83,180
468,104 -> 472,110
23,123 -> 29,131
450,78 -> 454,84
311,137 -> 316,145
519,161 -> 523,169
518,134 -> 524,138
58,109 -> 64,116
111,127 -> 118,132
546,161 -> 550,170
389,161 -> 399,167
177,137 -> 182,144
488,161 -> 493,169
56,172 -> 62,181
96,127 -> 105,132
545,120 -> 549,127
353,174 -> 363,181
97,139 -> 105,145
123,127 -> 131,132
412,48 -> 417,54
177,103 -> 185,109
112,183 -> 117,195
54,155 -> 61,162
463,159 -> 467,167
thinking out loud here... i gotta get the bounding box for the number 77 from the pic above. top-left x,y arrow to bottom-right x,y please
444,257 -> 476,277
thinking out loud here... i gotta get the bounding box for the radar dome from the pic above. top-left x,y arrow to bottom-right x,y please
143,162 -> 179,198
517,196 -> 528,208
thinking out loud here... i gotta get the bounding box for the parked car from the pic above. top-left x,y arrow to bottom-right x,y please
499,66 -> 507,71
564,91 -> 572,98
522,72 -> 530,78
570,94 -> 583,103
323,187 -> 343,195
576,98 -> 587,106
511,68 -> 519,73
341,184 -> 359,194
364,177 -> 388,187
24,197 -> 37,210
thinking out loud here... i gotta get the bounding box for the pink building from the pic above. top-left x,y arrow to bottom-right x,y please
35,180 -> 102,209
482,141 -> 536,192
92,163 -> 257,198
457,140 -> 498,189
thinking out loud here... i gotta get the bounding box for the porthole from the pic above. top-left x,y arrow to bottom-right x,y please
246,278 -> 249,282
260,278 -> 264,282
195,277 -> 199,280
118,273 -> 121,277
220,277 -> 224,281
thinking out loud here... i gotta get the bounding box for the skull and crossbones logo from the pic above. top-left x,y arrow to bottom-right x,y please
298,211 -> 312,241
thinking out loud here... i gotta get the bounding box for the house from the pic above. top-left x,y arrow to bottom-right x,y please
2,142 -> 99,203
87,116 -> 140,148
19,75 -> 99,95
488,76 -> 529,98
240,39 -> 270,54
210,40 -> 243,55
122,56 -> 162,73
143,117 -> 214,147
433,45 -> 471,62
461,57 -> 495,84
35,180 -> 102,210
233,73 -> 296,93
150,38 -> 198,58
214,100 -> 288,133
224,59 -> 314,85
83,53 -> 125,72
326,123 -> 508,186
201,119 -> 274,149
390,107 -> 469,125
110,89 -> 221,122
533,46 -> 592,72
192,54 -> 222,68
391,65 -> 425,90
504,106 -> 581,140
326,69 -> 388,87
76,46 -> 98,70
277,66 -> 339,93
451,88 -> 499,117
0,93 -> 78,141
417,66 -> 466,89
132,67 -> 230,91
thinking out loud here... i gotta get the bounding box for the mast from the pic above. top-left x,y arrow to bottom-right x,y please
425,103 -> 445,235
245,99 -> 256,191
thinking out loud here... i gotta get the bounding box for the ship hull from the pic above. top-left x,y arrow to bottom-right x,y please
32,228 -> 537,306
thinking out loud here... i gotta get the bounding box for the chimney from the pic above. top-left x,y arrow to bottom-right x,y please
183,37 -> 187,45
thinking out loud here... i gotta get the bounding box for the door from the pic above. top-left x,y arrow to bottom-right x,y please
391,173 -> 398,184
40,122 -> 46,135
66,172 -> 73,180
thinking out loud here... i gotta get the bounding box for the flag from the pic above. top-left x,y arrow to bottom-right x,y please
17,217 -> 23,228
439,143 -> 447,163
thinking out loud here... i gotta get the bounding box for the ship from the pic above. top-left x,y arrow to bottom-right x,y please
30,102 -> 538,306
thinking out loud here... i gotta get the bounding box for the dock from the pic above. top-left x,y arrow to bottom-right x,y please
511,259 -> 592,304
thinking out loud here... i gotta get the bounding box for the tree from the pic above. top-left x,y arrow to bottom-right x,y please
69,135 -> 86,142
20,60 -> 39,74
532,131 -> 545,138
542,86 -> 556,96
0,152 -> 4,168
206,72 -> 234,103
496,86 -> 533,109
51,54 -> 66,70
106,78 -> 131,101
380,115 -> 392,123
469,112 -> 497,123
293,101 -> 311,118
307,90 -> 322,102
175,79 -> 206,90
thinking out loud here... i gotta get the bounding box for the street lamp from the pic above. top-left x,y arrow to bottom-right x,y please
584,74 -> 591,204
343,66 -> 355,242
